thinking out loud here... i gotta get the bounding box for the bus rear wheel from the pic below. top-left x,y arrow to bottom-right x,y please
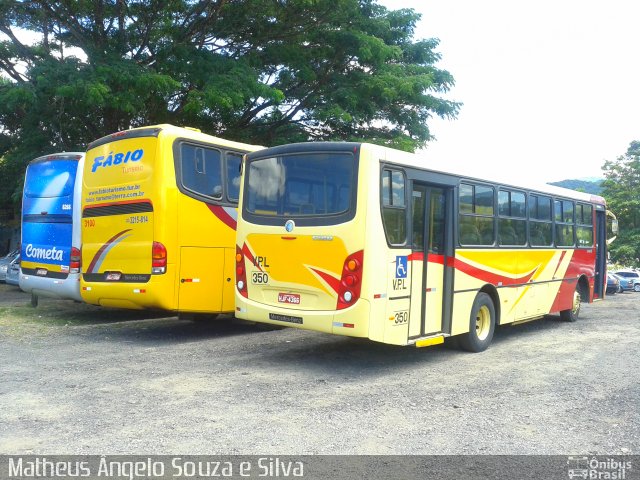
458,292 -> 495,353
560,287 -> 581,322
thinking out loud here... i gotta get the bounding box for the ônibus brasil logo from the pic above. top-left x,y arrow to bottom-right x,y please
24,244 -> 64,261
91,149 -> 144,173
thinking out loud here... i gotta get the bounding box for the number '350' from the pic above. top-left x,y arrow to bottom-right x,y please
252,272 -> 269,284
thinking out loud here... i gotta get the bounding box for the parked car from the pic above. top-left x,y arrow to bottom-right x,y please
5,254 -> 20,286
606,274 -> 619,295
0,249 -> 20,283
611,273 -> 633,292
612,270 -> 640,292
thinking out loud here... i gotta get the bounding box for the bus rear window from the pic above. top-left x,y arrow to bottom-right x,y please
24,160 -> 77,198
245,153 -> 354,218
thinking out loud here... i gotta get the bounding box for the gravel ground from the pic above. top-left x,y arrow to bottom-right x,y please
0,282 -> 638,455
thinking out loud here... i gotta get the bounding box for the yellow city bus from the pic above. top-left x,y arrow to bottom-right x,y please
234,142 -> 613,351
80,124 -> 262,313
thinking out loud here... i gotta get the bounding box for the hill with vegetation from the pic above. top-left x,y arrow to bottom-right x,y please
548,178 -> 603,195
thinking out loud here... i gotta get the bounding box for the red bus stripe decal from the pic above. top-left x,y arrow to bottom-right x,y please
309,267 -> 341,296
454,258 -> 537,286
86,229 -> 132,273
207,204 -> 237,230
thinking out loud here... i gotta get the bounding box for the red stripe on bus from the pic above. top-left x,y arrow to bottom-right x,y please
453,258 -> 537,286
241,243 -> 261,273
207,205 -> 237,230
309,267 -> 341,296
87,229 -> 132,273
552,251 -> 567,278
408,252 -> 447,265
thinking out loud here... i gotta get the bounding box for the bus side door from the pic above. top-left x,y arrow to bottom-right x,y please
409,184 -> 449,338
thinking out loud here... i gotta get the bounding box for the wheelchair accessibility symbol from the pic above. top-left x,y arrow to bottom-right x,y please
395,256 -> 408,278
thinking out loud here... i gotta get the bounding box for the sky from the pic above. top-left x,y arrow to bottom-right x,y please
377,0 -> 640,184
4,2 -> 638,185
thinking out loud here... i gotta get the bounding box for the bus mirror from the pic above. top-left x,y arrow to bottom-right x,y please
606,210 -> 618,245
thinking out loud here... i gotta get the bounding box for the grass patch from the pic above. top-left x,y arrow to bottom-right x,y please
0,298 -> 172,330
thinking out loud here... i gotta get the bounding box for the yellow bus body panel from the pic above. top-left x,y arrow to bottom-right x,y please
236,145 -> 374,339
178,247 -> 224,312
242,233 -> 348,311
81,124 -> 261,312
81,136 -> 158,308
450,248 -> 575,335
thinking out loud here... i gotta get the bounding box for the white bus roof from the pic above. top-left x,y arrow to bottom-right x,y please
365,142 -> 606,206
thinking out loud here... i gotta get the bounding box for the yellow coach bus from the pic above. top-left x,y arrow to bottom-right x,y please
234,142 -> 613,351
80,124 -> 262,313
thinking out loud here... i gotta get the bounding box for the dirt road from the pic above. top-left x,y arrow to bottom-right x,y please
0,283 -> 638,455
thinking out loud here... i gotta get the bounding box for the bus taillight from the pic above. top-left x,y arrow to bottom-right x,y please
236,246 -> 248,298
337,250 -> 364,310
70,247 -> 81,274
152,241 -> 167,274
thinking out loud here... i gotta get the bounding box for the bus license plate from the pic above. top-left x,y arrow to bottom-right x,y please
36,268 -> 48,276
278,293 -> 301,305
105,272 -> 121,281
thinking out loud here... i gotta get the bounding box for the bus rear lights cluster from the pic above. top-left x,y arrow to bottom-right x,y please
151,241 -> 167,274
337,250 -> 364,310
70,247 -> 81,274
236,246 -> 248,298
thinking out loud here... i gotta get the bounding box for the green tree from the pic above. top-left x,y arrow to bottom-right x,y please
601,141 -> 640,266
0,0 -> 460,211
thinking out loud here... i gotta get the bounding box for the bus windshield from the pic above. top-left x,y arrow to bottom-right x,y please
245,152 -> 355,218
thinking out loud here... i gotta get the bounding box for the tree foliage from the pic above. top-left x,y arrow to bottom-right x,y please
601,141 -> 640,266
0,0 -> 460,211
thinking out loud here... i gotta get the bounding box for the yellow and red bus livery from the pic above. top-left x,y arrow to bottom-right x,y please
235,142 -> 613,351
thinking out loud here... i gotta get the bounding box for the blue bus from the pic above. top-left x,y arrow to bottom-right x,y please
19,153 -> 85,305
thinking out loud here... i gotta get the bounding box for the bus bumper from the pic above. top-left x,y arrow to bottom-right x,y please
19,272 -> 83,302
80,268 -> 176,310
235,293 -> 371,339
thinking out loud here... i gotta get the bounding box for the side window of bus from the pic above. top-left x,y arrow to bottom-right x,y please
226,152 -> 242,202
498,189 -> 526,246
381,169 -> 407,245
576,203 -> 594,247
555,199 -> 575,247
180,143 -> 223,200
459,183 -> 495,246
529,194 -> 553,247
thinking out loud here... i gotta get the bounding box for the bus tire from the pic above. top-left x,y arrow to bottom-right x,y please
458,292 -> 495,353
560,286 -> 581,322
